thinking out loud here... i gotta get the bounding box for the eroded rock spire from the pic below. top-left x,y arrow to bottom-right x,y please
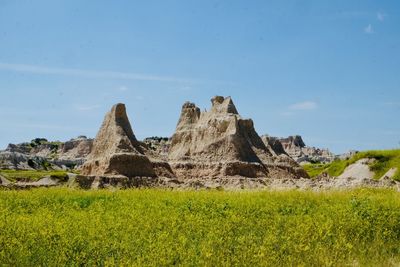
81,103 -> 156,178
168,96 -> 308,179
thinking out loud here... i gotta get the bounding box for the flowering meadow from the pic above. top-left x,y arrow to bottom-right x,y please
1,188 -> 400,266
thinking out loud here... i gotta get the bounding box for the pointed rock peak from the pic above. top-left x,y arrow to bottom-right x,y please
182,101 -> 198,110
89,103 -> 141,159
293,135 -> 306,147
113,103 -> 126,116
211,96 -> 225,105
176,101 -> 201,130
286,135 -> 306,148
211,96 -> 238,115
278,135 -> 306,151
81,103 -> 156,177
110,103 -> 137,142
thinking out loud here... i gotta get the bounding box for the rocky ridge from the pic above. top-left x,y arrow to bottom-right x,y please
262,135 -> 337,164
1,96 -> 397,190
0,136 -> 93,170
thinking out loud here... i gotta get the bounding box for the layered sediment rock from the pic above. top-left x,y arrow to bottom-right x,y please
0,152 -> 40,170
53,136 -> 93,168
0,137 -> 93,170
168,96 -> 308,179
59,136 -> 93,160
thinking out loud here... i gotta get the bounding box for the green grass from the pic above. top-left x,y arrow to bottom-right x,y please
0,170 -> 68,182
353,150 -> 400,180
1,188 -> 400,266
303,160 -> 350,178
303,149 -> 400,180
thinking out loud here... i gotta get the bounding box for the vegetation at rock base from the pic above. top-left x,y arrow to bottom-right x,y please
1,188 -> 400,266
0,170 -> 69,182
303,149 -> 400,180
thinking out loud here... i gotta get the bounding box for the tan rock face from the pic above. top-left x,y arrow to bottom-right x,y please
170,97 -> 265,162
81,103 -> 156,177
169,96 -> 307,179
59,136 -> 93,160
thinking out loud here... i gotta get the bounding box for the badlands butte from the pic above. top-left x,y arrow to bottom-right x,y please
0,96 -> 399,190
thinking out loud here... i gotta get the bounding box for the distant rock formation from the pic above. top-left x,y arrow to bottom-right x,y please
59,136 -> 93,160
261,136 -> 287,156
81,103 -> 156,178
0,151 -> 44,170
168,96 -> 307,179
280,135 -> 306,148
262,135 -> 337,164
0,136 -> 93,170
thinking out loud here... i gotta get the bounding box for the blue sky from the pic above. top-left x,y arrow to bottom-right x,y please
0,0 -> 399,153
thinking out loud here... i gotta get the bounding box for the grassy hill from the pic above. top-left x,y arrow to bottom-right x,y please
303,149 -> 400,180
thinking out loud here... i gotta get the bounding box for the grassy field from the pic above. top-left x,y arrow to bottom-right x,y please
0,170 -> 69,182
1,188 -> 400,266
304,149 -> 400,180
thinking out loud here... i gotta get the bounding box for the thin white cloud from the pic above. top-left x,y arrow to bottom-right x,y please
0,62 -> 193,83
377,12 -> 386,21
289,101 -> 318,111
364,24 -> 374,34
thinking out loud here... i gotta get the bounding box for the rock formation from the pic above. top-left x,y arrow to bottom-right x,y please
81,103 -> 156,178
0,136 -> 93,170
168,96 -> 307,179
261,136 -> 287,156
54,136 -> 93,168
280,135 -> 306,148
59,136 -> 93,160
262,135 -> 337,164
2,98 -> 400,190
